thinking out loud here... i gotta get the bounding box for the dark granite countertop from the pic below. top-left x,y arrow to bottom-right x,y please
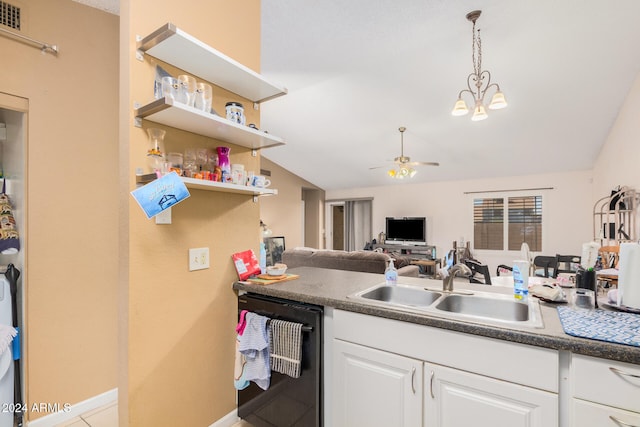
233,266 -> 640,364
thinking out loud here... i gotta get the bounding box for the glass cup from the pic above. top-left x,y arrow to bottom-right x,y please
571,288 -> 595,309
161,77 -> 179,101
194,82 -> 212,112
167,152 -> 184,176
177,75 -> 197,106
253,175 -> 271,188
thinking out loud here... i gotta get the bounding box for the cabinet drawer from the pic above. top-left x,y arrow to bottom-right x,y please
572,399 -> 640,427
572,354 -> 640,412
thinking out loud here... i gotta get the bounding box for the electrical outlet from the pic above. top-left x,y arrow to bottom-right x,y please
189,247 -> 210,271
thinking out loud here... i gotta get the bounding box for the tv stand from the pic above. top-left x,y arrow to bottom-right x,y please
373,243 -> 435,260
374,243 -> 439,278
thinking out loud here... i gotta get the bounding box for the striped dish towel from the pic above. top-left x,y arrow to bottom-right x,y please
269,319 -> 303,378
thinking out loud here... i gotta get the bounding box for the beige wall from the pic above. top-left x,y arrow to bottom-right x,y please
121,0 -> 263,425
592,71 -> 640,199
327,170 -> 594,275
260,157 -> 325,249
0,0 -> 119,420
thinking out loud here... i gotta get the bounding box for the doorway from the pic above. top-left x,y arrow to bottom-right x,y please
332,205 -> 344,250
325,199 -> 373,251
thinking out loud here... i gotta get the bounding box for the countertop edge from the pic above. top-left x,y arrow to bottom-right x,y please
233,270 -> 640,365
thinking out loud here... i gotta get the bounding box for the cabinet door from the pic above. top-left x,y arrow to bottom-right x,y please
333,339 -> 422,427
424,363 -> 558,427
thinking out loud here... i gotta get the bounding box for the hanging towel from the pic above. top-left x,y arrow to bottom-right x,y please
234,336 -> 249,390
235,310 -> 249,335
234,311 -> 250,390
269,319 -> 303,378
238,312 -> 271,390
0,324 -> 17,356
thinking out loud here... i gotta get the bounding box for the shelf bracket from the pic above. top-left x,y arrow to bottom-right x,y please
135,35 -> 144,61
134,117 -> 142,128
136,172 -> 157,186
251,149 -> 257,157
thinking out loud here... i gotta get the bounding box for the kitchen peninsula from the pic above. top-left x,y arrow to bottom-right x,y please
234,266 -> 640,427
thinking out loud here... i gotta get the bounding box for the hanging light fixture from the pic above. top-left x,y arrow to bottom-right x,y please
451,10 -> 507,121
387,127 -> 417,179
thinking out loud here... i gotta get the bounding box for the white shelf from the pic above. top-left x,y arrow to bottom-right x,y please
137,23 -> 287,103
135,97 -> 285,149
182,177 -> 277,196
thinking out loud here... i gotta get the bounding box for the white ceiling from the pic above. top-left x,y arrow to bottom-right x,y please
259,0 -> 640,190
76,0 -> 640,191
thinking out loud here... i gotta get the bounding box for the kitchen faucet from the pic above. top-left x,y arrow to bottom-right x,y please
443,263 -> 472,292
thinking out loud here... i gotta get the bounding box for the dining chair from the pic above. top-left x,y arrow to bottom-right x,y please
463,259 -> 492,285
598,245 -> 620,269
533,256 -> 557,278
554,254 -> 581,278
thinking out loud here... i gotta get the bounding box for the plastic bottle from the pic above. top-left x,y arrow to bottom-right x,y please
259,242 -> 267,274
385,258 -> 398,286
512,260 -> 529,300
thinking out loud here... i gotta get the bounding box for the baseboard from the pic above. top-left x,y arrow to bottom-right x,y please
209,409 -> 239,427
27,388 -> 117,427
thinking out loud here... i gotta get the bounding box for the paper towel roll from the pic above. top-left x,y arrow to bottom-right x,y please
618,242 -> 640,309
581,242 -> 599,269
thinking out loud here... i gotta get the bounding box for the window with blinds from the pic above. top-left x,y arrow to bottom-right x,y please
473,195 -> 542,251
508,196 -> 542,251
474,198 -> 504,250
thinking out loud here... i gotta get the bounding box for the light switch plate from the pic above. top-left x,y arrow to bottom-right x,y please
189,247 -> 210,271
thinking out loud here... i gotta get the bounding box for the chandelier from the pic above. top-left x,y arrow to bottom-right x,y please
451,10 -> 507,121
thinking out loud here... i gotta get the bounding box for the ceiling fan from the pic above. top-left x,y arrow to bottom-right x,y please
370,127 -> 439,179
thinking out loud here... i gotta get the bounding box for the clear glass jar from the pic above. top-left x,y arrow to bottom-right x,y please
225,101 -> 245,125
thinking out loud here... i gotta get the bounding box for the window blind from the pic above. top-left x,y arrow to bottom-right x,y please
474,198 -> 504,250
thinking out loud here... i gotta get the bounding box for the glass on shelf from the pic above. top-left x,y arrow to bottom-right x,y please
146,128 -> 166,175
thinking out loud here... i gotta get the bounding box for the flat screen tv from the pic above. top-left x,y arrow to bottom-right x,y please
385,217 -> 426,245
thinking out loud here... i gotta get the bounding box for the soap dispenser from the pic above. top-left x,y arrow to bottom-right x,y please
385,258 -> 398,286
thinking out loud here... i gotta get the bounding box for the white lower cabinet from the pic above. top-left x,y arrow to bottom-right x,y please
424,362 -> 558,427
332,339 -> 423,427
330,309 -> 561,427
570,354 -> 640,427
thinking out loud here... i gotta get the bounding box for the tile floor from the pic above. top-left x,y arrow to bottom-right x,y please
54,402 -> 251,427
55,401 -> 117,427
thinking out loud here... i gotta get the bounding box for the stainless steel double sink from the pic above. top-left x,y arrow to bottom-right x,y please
348,283 -> 544,328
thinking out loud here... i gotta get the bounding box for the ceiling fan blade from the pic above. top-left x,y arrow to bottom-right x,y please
369,165 -> 387,170
409,161 -> 440,167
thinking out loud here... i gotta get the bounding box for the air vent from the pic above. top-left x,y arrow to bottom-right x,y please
1,1 -> 21,31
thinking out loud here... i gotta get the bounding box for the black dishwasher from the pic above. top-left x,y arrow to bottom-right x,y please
237,293 -> 323,427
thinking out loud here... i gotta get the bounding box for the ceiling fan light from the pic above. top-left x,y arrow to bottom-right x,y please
408,168 -> 417,177
451,98 -> 469,116
488,90 -> 507,110
387,169 -> 396,178
471,102 -> 488,121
